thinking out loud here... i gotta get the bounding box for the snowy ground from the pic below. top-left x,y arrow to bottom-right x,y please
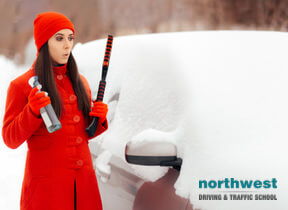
1,31 -> 288,210
0,56 -> 27,210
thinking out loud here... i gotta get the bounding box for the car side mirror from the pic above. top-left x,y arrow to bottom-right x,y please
125,141 -> 182,171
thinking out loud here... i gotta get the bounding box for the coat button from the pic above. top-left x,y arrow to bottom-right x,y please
76,137 -> 83,144
57,75 -> 63,80
69,95 -> 76,102
76,160 -> 83,166
73,115 -> 80,122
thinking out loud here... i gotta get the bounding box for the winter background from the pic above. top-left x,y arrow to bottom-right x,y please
1,31 -> 288,210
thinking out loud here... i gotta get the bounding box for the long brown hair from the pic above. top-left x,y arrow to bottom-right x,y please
34,42 -> 90,121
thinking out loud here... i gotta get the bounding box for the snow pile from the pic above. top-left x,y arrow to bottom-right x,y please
95,150 -> 112,183
74,31 -> 288,210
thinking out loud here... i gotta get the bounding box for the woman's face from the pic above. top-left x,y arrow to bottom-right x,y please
48,29 -> 74,65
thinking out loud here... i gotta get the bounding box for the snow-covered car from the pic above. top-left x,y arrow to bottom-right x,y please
73,31 -> 288,210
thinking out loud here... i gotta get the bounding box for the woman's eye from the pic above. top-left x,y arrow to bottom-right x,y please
55,36 -> 74,41
56,37 -> 63,41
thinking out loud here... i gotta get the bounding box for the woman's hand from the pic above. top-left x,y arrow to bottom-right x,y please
28,86 -> 51,116
89,101 -> 108,123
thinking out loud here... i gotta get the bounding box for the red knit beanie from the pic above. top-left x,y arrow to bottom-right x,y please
33,12 -> 75,51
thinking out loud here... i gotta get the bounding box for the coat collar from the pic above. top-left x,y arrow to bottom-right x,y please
53,63 -> 68,75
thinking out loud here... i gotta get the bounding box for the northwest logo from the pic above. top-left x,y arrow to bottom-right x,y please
199,178 -> 277,189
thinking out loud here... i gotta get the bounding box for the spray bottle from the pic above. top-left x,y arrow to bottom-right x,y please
28,76 -> 61,133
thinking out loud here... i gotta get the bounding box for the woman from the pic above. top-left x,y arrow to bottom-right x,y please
2,12 -> 108,210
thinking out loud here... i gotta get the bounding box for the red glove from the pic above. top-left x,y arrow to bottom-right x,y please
89,101 -> 108,123
28,86 -> 51,116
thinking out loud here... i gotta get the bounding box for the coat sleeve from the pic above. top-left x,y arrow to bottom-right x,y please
2,81 -> 43,149
80,75 -> 108,140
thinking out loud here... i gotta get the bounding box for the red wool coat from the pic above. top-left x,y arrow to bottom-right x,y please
2,64 -> 107,210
